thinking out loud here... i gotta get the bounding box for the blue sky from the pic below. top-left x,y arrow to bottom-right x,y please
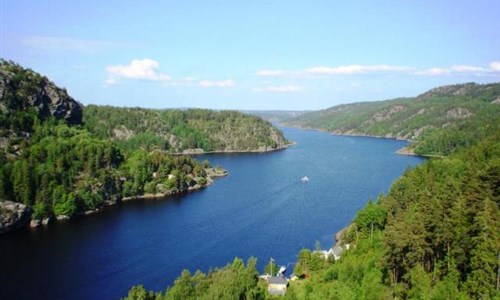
2,0 -> 499,110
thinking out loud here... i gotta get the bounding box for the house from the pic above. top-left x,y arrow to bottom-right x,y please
332,245 -> 344,260
268,276 -> 288,296
314,243 -> 351,261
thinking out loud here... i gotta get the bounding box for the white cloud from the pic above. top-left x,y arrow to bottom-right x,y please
449,65 -> 485,73
414,67 -> 449,76
415,64 -> 491,76
198,79 -> 235,88
253,85 -> 303,93
256,70 -> 286,77
256,62 -> 500,79
105,59 -> 237,88
181,77 -> 198,82
105,59 -> 171,84
255,64 -> 412,78
490,61 -> 500,71
305,65 -> 412,75
104,78 -> 118,85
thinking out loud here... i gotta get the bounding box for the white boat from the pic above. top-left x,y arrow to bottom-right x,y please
278,266 -> 287,275
301,176 -> 309,183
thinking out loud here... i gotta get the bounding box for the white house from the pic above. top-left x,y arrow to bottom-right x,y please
267,276 -> 288,296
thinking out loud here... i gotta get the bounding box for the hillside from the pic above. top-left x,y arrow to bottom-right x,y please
83,106 -> 290,154
284,82 -> 500,156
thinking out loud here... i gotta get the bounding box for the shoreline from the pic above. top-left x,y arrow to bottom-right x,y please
283,124 -> 411,142
395,146 -> 417,156
282,124 -> 435,158
19,169 -> 229,231
173,142 -> 295,155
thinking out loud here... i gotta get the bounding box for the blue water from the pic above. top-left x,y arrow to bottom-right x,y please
0,127 -> 423,300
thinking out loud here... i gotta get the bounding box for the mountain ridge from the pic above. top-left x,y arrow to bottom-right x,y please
284,82 -> 500,155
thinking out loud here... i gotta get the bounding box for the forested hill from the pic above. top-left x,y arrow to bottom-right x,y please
0,60 -> 215,232
83,106 -> 290,154
284,82 -> 500,156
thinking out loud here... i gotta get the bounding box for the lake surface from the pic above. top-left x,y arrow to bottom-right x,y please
0,127 -> 423,300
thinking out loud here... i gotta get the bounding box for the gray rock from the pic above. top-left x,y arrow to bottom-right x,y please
0,62 -> 83,126
56,215 -> 70,221
30,219 -> 41,228
0,201 -> 31,233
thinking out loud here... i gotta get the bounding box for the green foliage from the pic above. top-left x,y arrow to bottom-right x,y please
264,260 -> 280,276
379,137 -> 500,298
130,257 -> 266,300
0,121 -> 212,219
122,285 -> 159,300
293,249 -> 324,276
353,198 -> 387,237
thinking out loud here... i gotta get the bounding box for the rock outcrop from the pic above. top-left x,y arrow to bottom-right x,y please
0,62 -> 83,125
0,201 -> 31,233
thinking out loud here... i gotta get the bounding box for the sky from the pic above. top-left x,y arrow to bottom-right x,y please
1,0 -> 499,110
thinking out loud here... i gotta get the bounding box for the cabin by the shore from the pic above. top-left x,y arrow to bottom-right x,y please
314,244 -> 350,261
267,276 -> 288,296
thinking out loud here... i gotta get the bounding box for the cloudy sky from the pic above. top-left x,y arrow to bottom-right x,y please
2,0 -> 499,110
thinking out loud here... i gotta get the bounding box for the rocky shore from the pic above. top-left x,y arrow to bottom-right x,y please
0,201 -> 31,234
1,168 -> 228,233
178,142 -> 294,155
395,146 -> 416,156
122,167 -> 228,201
284,124 -> 428,157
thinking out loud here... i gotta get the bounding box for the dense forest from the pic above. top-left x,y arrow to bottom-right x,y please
83,105 -> 290,153
126,84 -> 500,299
284,82 -> 500,156
278,133 -> 499,299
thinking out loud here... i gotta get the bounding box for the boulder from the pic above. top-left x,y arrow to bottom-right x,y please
0,201 -> 31,233
42,217 -> 52,226
56,215 -> 70,221
30,219 -> 41,228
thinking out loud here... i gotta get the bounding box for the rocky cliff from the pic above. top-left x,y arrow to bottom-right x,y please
0,60 -> 83,125
0,201 -> 31,234
0,60 -> 83,155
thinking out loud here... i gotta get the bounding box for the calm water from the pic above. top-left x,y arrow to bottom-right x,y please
0,127 -> 423,300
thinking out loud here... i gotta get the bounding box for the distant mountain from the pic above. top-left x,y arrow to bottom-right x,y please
284,82 -> 500,155
241,110 -> 310,122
